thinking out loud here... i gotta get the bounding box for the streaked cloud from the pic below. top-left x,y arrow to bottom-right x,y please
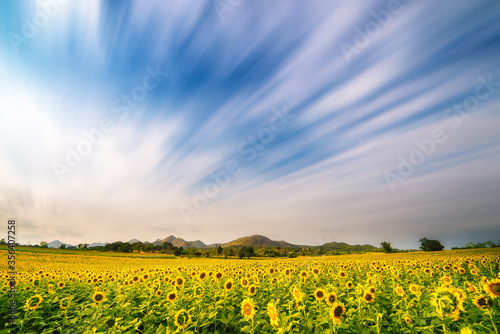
1,0 -> 499,249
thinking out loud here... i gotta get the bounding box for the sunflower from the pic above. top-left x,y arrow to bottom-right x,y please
484,279 -> 500,298
403,314 -> 412,324
25,294 -> 43,310
267,302 -> 279,327
248,284 -> 256,296
241,298 -> 256,321
330,303 -> 346,323
92,292 -> 105,303
474,295 -> 492,308
441,276 -> 453,286
395,286 -> 405,297
174,309 -> 191,330
363,292 -> 375,303
314,288 -> 326,301
326,292 -> 337,306
215,272 -> 223,281
57,281 -> 65,289
60,297 -> 70,310
241,278 -> 249,287
194,285 -> 204,297
339,271 -> 347,278
224,279 -> 234,291
48,284 -> 54,293
300,270 -> 308,280
367,286 -> 376,294
175,276 -> 185,287
346,281 -> 353,289
431,287 -> 463,321
292,286 -> 303,302
409,284 -> 421,295
155,290 -> 162,297
467,283 -> 477,292
199,272 -> 207,281
167,291 -> 177,302
451,288 -> 466,303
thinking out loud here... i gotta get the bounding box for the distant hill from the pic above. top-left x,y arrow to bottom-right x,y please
152,235 -> 207,249
88,242 -> 109,247
217,235 -> 301,248
322,241 -> 378,252
48,240 -> 75,248
46,235 -> 378,252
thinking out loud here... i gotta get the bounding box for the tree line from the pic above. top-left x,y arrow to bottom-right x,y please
5,237 -> 498,257
380,237 -> 445,253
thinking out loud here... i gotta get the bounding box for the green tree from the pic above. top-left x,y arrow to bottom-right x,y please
132,241 -> 143,252
172,247 -> 182,256
161,242 -> 174,251
418,238 -> 429,250
143,243 -> 153,252
59,243 -> 66,249
419,238 -> 444,251
118,243 -> 132,253
40,241 -> 49,248
223,247 -> 234,257
380,241 -> 393,253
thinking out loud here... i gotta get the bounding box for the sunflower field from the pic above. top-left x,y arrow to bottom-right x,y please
1,248 -> 499,333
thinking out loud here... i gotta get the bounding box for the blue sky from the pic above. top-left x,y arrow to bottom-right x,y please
1,0 -> 499,249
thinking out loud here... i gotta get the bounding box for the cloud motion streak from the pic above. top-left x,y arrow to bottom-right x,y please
0,0 -> 499,249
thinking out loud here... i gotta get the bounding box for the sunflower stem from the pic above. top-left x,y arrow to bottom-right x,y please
487,308 -> 499,334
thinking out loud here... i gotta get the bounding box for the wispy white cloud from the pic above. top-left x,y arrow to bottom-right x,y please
1,0 -> 499,248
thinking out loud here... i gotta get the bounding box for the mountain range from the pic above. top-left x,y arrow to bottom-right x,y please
46,234 -> 378,251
